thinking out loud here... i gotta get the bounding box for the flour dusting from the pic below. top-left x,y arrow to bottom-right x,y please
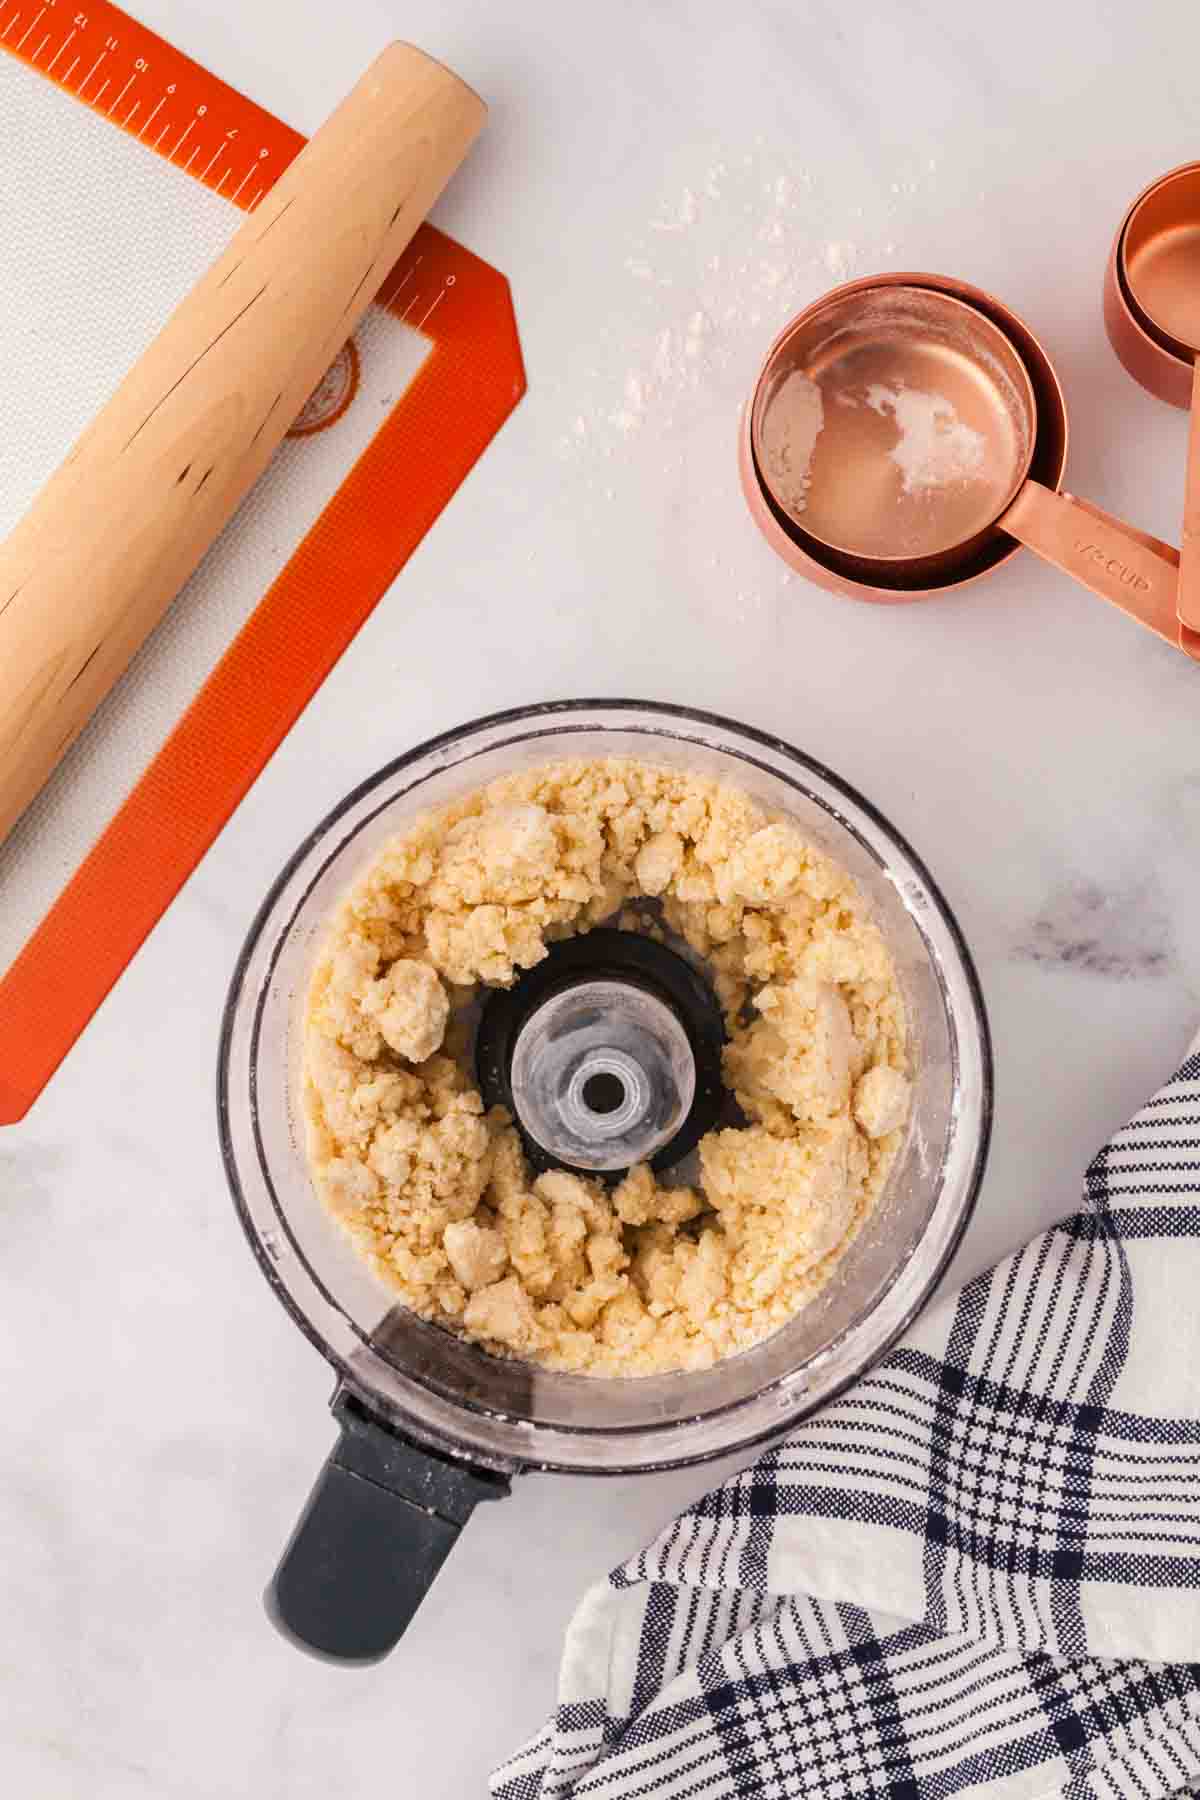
554,152 -> 910,467
862,384 -> 985,495
550,135 -> 947,627
759,371 -> 825,517
610,373 -> 648,434
823,240 -> 857,280
651,186 -> 699,231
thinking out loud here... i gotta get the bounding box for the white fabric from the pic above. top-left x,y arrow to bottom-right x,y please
495,1042 -> 1200,1800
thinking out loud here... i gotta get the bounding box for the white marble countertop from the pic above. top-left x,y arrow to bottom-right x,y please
6,1 -> 1200,1793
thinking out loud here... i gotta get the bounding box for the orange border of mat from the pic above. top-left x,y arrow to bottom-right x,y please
0,7 -> 525,1122
0,0 -> 306,198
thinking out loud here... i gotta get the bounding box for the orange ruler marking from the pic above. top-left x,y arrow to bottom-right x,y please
1,0 -> 305,195
0,2 -> 525,1122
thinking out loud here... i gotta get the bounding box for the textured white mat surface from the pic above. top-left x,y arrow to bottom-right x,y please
0,50 -> 429,972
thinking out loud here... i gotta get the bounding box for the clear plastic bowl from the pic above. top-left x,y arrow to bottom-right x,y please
219,700 -> 992,1477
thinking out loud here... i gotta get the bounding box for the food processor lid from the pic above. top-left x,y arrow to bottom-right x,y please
474,928 -> 727,1176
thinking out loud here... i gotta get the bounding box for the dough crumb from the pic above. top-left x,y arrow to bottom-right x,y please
725,980 -> 854,1125
464,1276 -> 545,1354
361,959 -> 449,1063
635,829 -> 684,896
700,1122 -> 855,1303
443,1220 -> 508,1291
853,1065 -> 911,1139
726,822 -> 815,905
303,758 -> 909,1377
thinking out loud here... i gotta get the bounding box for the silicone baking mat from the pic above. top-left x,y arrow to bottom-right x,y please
0,3 -> 525,1122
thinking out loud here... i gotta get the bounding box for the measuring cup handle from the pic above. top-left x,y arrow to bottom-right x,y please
266,1386 -> 513,1663
1179,361 -> 1200,633
1000,481 -> 1197,655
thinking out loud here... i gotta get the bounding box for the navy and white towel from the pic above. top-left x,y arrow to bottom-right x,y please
493,1045 -> 1200,1800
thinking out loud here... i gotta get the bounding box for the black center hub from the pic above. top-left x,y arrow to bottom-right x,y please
475,929 -> 726,1178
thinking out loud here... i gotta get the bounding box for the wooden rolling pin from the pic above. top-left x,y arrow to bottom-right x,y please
0,43 -> 485,844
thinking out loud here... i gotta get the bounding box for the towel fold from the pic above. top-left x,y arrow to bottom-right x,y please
493,1045 -> 1200,1800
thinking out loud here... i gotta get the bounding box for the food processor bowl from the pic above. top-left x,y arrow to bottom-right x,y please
218,700 -> 992,1661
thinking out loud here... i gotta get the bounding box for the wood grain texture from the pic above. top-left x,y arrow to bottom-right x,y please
0,41 -> 485,842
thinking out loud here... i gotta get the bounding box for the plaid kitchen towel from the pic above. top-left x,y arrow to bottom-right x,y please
492,1042 -> 1200,1800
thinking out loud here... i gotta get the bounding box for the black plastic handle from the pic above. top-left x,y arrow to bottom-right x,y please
266,1386 -> 512,1663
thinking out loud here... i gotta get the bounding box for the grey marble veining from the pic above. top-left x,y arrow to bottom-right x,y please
1014,876 -> 1174,980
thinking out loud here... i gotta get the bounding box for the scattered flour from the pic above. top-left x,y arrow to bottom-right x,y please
610,373 -> 649,434
863,384 -> 985,494
823,240 -> 857,280
758,371 -> 825,517
651,186 -> 700,231
552,145 -> 942,520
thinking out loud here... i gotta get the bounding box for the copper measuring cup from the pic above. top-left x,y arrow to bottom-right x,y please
740,272 -> 1190,653
1106,163 -> 1200,634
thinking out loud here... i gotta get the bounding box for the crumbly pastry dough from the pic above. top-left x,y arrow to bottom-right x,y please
303,759 -> 910,1376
